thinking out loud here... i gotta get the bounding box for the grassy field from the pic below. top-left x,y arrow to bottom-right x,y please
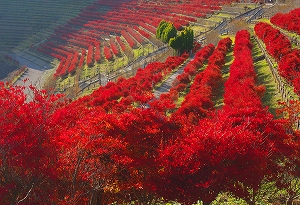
214,48 -> 234,109
251,37 -> 283,115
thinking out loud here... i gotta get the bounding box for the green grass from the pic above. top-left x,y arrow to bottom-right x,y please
176,95 -> 185,107
214,12 -> 236,19
132,43 -> 155,59
208,16 -> 223,22
214,48 -> 234,109
78,86 -> 98,98
255,59 -> 282,114
251,38 -> 283,115
259,18 -> 271,24
191,25 -> 209,35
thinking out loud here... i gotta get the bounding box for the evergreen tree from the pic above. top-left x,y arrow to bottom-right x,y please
169,27 -> 194,55
156,20 -> 168,40
162,23 -> 177,43
185,27 -> 194,51
156,20 -> 177,43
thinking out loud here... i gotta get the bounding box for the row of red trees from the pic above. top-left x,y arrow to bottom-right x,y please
110,38 -> 121,56
74,54 -> 188,112
103,46 -> 113,61
121,30 -> 137,49
127,28 -> 145,45
150,44 -> 215,114
116,36 -> 127,52
271,8 -> 300,35
54,51 -> 79,77
255,22 -> 300,95
134,26 -> 151,39
172,37 -> 232,124
87,45 -> 94,67
219,30 -> 293,204
156,30 -> 296,205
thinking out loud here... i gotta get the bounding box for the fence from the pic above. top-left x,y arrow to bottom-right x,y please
254,36 -> 300,130
56,45 -> 172,95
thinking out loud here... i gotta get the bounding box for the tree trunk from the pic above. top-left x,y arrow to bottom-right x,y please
203,201 -> 211,205
90,189 -> 104,205
286,198 -> 293,205
246,199 -> 255,205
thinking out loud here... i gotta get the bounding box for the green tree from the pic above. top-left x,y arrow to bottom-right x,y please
169,27 -> 194,55
185,27 -> 194,51
162,23 -> 177,43
169,36 -> 181,51
156,20 -> 177,43
156,20 -> 168,40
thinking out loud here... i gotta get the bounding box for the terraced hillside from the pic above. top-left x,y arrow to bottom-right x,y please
0,0 -> 95,79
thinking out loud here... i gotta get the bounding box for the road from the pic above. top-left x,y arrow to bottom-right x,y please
153,58 -> 192,98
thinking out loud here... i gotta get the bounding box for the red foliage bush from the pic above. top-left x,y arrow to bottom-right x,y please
104,46 -> 113,61
110,38 -> 120,56
86,45 -> 94,67
254,22 -> 291,61
224,30 -> 264,111
172,38 -> 232,123
116,36 -> 127,51
121,30 -> 137,48
78,49 -> 86,69
255,22 -> 300,95
271,8 -> 300,35
94,41 -> 101,63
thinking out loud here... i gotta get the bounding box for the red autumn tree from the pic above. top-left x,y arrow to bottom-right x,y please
155,30 -> 292,205
117,108 -> 181,203
104,46 -> 113,61
94,41 -> 101,63
275,100 -> 300,205
271,8 -> 300,35
53,107 -> 130,205
87,45 -> 94,67
254,22 -> 291,61
0,82 -> 66,204
172,38 -> 231,124
157,110 -> 291,205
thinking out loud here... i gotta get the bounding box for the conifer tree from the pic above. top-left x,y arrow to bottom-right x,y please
169,27 -> 194,55
156,20 -> 177,43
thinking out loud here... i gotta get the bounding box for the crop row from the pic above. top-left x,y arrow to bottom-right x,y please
73,54 -> 188,111
255,22 -> 300,95
172,37 -> 232,123
150,44 -> 215,114
271,7 -> 300,35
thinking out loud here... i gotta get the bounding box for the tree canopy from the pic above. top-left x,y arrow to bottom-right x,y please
156,20 -> 194,54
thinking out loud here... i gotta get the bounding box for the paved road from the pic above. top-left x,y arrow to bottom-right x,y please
12,50 -> 53,91
153,58 -> 193,98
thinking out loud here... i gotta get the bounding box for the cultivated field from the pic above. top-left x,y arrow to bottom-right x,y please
0,0 -> 95,79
